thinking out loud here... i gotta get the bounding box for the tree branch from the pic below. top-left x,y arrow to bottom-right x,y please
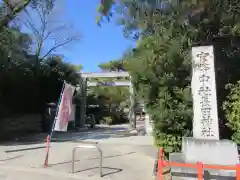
15,13 -> 39,37
0,0 -> 31,28
43,24 -> 68,41
41,37 -> 78,60
35,5 -> 48,58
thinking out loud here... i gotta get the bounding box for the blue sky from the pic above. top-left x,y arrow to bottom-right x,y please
47,0 -> 135,72
18,0 -> 135,72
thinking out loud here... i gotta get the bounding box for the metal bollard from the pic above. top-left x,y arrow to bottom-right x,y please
72,142 -> 103,177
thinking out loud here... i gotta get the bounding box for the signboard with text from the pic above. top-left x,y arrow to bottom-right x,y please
191,45 -> 219,140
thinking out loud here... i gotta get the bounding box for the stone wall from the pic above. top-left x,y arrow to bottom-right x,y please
0,114 -> 42,140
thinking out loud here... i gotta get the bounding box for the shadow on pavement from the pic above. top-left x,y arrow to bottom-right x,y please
0,125 -> 131,147
49,152 -> 136,167
0,155 -> 24,161
4,146 -> 46,153
89,152 -> 136,160
74,166 -> 123,177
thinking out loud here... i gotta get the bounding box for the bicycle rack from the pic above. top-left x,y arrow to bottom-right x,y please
72,142 -> 103,177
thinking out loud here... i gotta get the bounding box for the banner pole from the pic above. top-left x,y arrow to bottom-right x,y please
43,81 -> 66,167
49,81 -> 66,141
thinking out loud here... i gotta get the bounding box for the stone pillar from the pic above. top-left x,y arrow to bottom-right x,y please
129,76 -> 136,129
145,114 -> 153,135
80,78 -> 87,128
74,84 -> 81,128
191,45 -> 219,140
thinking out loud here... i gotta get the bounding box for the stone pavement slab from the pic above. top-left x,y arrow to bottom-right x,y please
0,139 -> 155,180
0,124 -> 156,180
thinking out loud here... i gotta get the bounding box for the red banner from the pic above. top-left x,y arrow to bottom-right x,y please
54,82 -> 75,131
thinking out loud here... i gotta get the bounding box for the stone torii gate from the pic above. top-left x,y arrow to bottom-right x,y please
78,71 -> 136,129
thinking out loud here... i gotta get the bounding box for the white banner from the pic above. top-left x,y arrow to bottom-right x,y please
54,82 -> 75,132
191,45 -> 219,140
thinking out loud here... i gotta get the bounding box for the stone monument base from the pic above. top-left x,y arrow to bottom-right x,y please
170,137 -> 239,180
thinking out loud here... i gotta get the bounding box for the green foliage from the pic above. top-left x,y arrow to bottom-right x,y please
101,114 -> 125,125
0,26 -> 81,121
0,0 -> 55,28
154,134 -> 182,153
223,82 -> 240,144
98,60 -> 129,71
4,0 -> 240,149
102,116 -> 113,125
127,33 -> 193,153
99,0 -> 240,153
87,60 -> 130,125
0,0 -> 81,124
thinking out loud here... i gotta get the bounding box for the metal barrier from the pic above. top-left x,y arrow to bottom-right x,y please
72,142 -> 103,177
158,148 -> 240,180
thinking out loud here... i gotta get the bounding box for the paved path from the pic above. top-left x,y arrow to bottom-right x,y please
0,124 -> 157,180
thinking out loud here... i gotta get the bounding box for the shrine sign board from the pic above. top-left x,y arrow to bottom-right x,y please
191,45 -> 219,140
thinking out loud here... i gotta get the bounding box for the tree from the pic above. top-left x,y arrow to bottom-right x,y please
7,0 -> 80,107
0,0 -> 82,138
0,0 -> 157,27
0,0 -> 55,28
0,0 -> 207,27
88,63 -> 130,108
15,0 -> 80,63
98,60 -> 128,71
0,30 -> 81,119
0,13 -> 81,123
0,0 -> 219,29
3,0 -> 240,149
223,82 -> 240,144
100,0 -> 240,152
87,61 -> 130,125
